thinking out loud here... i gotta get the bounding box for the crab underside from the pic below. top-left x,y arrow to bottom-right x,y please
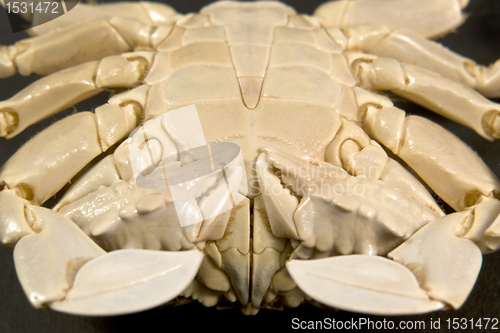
0,0 -> 500,317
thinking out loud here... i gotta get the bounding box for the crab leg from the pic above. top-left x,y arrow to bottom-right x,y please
314,0 -> 468,38
324,118 -> 444,216
1,20 -> 129,78
0,85 -> 149,209
0,51 -> 154,138
352,87 -> 500,211
381,194 -> 500,310
0,190 -> 33,247
348,53 -> 500,140
13,205 -> 106,307
344,26 -> 500,98
22,2 -> 177,36
0,8 -> 174,79
388,203 -> 486,309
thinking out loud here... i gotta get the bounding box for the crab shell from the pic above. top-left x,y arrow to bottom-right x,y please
0,0 -> 500,324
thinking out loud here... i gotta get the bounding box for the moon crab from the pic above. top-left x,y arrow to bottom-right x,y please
0,0 -> 500,318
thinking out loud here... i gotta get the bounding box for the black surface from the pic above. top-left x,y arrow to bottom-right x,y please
0,0 -> 500,332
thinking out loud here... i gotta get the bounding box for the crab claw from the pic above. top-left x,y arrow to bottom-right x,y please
255,151 -> 300,239
14,206 -> 106,308
13,205 -> 204,315
286,255 -> 444,315
50,249 -> 204,316
388,210 -> 482,309
256,148 -> 439,255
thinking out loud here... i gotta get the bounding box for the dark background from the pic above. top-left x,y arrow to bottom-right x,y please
0,0 -> 500,331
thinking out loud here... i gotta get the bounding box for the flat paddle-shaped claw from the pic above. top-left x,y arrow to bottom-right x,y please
50,249 -> 204,316
389,211 -> 483,309
286,255 -> 444,315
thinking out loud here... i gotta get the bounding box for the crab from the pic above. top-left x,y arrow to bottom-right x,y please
1,0 -> 500,322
